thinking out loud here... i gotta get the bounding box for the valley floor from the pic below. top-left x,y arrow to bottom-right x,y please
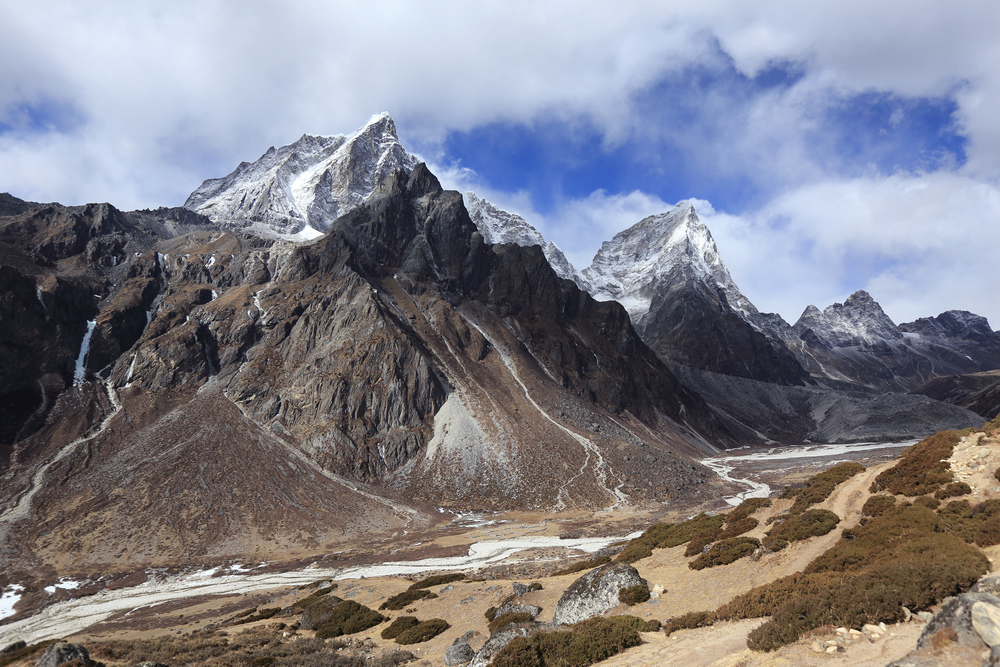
2,435 -> 997,666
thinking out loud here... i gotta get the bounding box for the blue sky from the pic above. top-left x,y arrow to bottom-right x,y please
2,1 -> 999,327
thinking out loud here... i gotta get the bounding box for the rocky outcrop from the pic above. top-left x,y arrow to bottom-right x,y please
552,563 -> 645,625
34,642 -> 92,667
444,639 -> 475,665
889,588 -> 1000,667
914,370 -> 1000,420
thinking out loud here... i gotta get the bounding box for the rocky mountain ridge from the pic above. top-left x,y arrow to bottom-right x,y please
184,113 -> 417,238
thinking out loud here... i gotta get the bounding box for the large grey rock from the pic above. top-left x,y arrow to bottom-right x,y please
34,642 -> 92,667
552,563 -> 645,625
972,601 -> 1000,647
494,596 -> 541,620
917,592 -> 1000,650
468,626 -> 536,667
443,641 -> 475,665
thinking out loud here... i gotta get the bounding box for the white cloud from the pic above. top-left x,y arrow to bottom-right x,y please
702,173 -> 1000,327
3,1 -> 1000,327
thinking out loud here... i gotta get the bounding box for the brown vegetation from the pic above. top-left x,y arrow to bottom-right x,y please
379,589 -> 437,611
689,537 -> 761,570
762,509 -> 840,552
490,616 -> 643,667
870,430 -> 967,496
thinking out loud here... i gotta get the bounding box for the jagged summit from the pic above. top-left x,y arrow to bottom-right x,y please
184,113 -> 417,238
462,192 -> 584,287
794,290 -> 903,347
583,201 -> 757,324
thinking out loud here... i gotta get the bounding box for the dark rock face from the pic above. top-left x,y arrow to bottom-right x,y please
34,642 -> 92,667
0,163 -> 741,576
637,278 -> 810,386
913,370 -> 1000,420
444,641 -> 475,665
552,562 -> 645,625
763,291 -> 1000,392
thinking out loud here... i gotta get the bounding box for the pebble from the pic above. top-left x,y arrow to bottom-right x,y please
825,645 -> 838,654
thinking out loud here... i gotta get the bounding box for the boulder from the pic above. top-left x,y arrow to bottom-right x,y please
444,641 -> 475,665
973,601 -> 1000,647
552,563 -> 645,625
494,596 -> 541,620
34,642 -> 92,667
917,592 -> 1000,651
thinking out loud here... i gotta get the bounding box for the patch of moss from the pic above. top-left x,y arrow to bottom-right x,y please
788,462 -> 864,514
935,481 -> 972,500
615,514 -> 724,564
870,431 -> 963,496
862,495 -> 896,517
716,502 -> 988,652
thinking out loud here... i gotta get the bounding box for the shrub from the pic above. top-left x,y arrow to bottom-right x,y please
553,556 -> 611,576
394,619 -> 449,645
862,495 -> 896,517
491,637 -> 543,667
380,616 -> 419,640
379,589 -> 437,611
314,601 -> 385,639
718,502 -> 989,652
763,510 -> 840,551
616,514 -> 724,563
491,616 -> 642,667
789,462 -> 865,514
995,466 -> 1000,483
484,606 -> 498,621
407,573 -> 464,590
488,611 -> 534,634
719,516 -> 759,539
662,611 -> 714,636
683,528 -> 721,557
985,415 -> 1000,436
914,495 -> 941,509
644,619 -> 661,632
618,584 -> 651,605
690,537 -> 760,570
935,482 -> 972,500
294,586 -> 337,609
231,607 -> 281,625
528,582 -> 543,591
727,497 -> 773,523
870,431 -> 962,496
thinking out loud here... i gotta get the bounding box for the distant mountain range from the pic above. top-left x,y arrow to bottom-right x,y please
0,113 -> 994,578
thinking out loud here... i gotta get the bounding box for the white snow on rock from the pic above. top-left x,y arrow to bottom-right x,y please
184,113 -> 417,238
462,193 -> 586,288
582,201 -> 758,324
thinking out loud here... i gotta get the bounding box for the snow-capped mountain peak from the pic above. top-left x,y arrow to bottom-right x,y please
794,290 -> 902,347
582,201 -> 756,322
184,113 -> 416,238
462,192 -> 585,287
